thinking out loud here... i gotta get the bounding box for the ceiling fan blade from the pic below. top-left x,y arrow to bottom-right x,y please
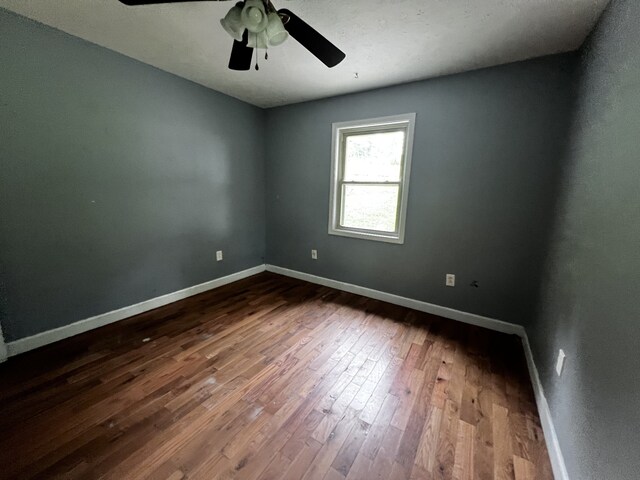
118,0 -> 226,5
278,9 -> 346,68
229,30 -> 254,71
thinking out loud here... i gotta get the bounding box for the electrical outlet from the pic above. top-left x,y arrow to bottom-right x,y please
216,250 -> 223,262
446,274 -> 455,287
556,349 -> 566,376
311,249 -> 318,260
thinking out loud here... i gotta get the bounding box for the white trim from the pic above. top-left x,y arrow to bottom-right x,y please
6,265 -> 266,358
265,264 -> 521,336
265,263 -> 568,480
521,334 -> 570,480
328,113 -> 416,245
0,323 -> 7,363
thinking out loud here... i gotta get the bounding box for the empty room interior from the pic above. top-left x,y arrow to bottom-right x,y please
1,0 -> 638,479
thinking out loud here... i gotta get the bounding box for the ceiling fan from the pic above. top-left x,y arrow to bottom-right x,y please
118,0 -> 346,71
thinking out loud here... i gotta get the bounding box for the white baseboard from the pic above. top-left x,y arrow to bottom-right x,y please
265,263 -> 568,480
521,334 -> 570,480
6,265 -> 266,358
0,324 -> 7,363
265,264 -> 523,336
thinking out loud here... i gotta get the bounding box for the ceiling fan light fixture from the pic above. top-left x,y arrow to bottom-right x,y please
241,0 -> 268,33
116,0 -> 346,71
220,3 -> 245,42
266,12 -> 288,46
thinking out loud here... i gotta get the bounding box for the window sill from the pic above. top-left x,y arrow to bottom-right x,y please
328,227 -> 405,244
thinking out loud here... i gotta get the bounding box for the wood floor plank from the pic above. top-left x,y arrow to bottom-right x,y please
453,420 -> 475,480
331,416 -> 372,477
434,399 -> 461,479
513,455 -> 536,480
0,272 -> 553,480
302,408 -> 361,480
493,404 -> 515,480
414,406 -> 443,475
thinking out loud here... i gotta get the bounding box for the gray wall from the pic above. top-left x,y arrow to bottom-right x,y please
265,55 -> 576,325
0,9 -> 266,342
529,1 -> 640,478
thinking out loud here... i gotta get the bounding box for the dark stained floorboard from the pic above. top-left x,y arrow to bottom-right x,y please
0,272 -> 552,480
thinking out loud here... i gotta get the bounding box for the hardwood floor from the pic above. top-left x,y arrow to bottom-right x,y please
0,273 -> 552,480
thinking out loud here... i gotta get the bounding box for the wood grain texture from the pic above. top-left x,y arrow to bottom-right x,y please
0,272 -> 552,479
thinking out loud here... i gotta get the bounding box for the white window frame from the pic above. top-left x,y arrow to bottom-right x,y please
328,113 -> 416,244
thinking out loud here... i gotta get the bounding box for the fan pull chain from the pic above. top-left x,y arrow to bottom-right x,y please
252,34 -> 268,70
254,33 -> 260,71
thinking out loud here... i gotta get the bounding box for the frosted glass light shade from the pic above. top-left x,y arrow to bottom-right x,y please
241,0 -> 268,33
247,30 -> 269,49
266,12 -> 288,46
220,3 -> 245,41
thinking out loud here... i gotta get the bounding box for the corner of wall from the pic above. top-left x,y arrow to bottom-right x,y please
261,107 -> 269,263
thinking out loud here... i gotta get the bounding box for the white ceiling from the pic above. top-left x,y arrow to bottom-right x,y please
0,0 -> 609,108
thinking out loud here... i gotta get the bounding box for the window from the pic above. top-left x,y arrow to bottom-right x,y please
328,113 -> 415,244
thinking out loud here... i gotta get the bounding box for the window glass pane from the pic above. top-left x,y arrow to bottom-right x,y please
343,130 -> 405,182
341,184 -> 399,232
